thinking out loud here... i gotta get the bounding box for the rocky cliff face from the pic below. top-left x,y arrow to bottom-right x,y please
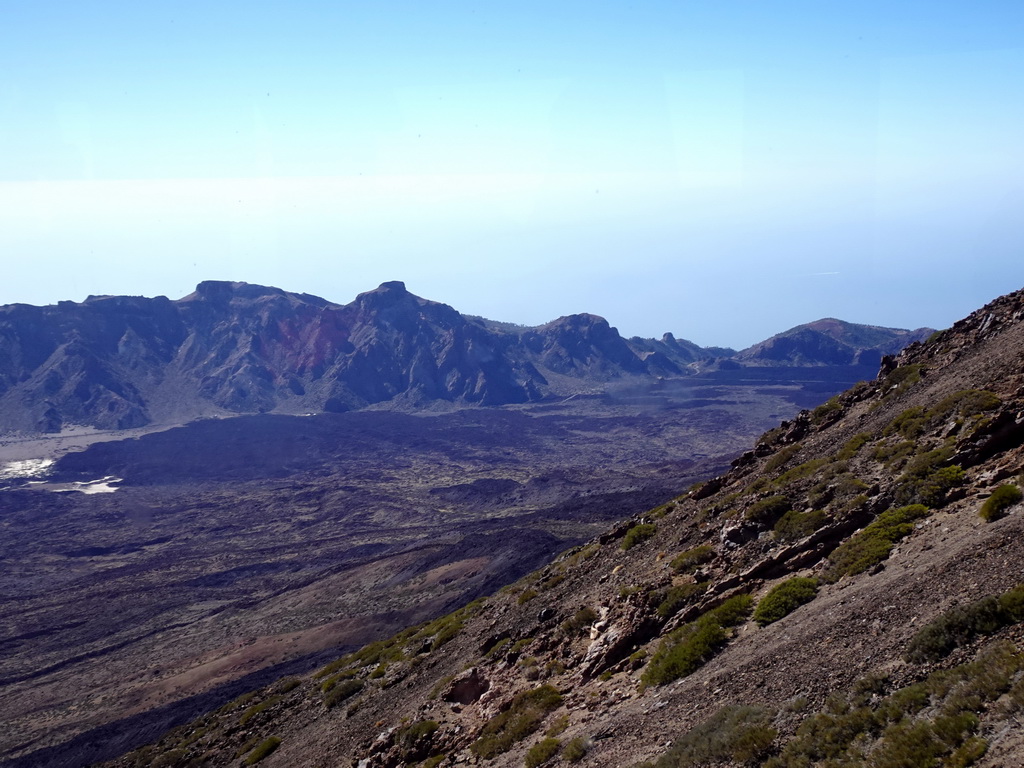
95,285 -> 1024,768
0,282 -> 930,434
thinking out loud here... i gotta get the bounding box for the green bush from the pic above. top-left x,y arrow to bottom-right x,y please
836,432 -> 871,460
657,583 -> 707,619
471,685 -> 563,758
882,363 -> 924,396
810,396 -> 842,425
906,585 -> 1024,663
998,584 -> 1024,621
638,705 -> 776,767
622,523 -> 658,550
561,607 -> 598,636
884,406 -> 928,438
775,458 -> 829,488
524,737 -> 560,767
670,545 -> 714,574
244,737 -> 281,765
745,495 -> 791,524
765,443 -> 802,473
913,465 -> 966,507
979,484 -> 1022,522
642,595 -> 753,686
563,736 -> 589,762
518,588 -> 539,604
905,596 -> 1005,663
773,509 -> 827,543
239,695 -> 283,727
873,439 -> 917,468
323,678 -> 363,709
768,643 -> 1023,768
754,577 -> 819,626
824,504 -> 929,582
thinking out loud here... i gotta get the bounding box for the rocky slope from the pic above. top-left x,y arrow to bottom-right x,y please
90,286 -> 1024,768
0,281 -> 929,434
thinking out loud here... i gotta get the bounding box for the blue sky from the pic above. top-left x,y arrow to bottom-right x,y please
2,2 -> 1022,347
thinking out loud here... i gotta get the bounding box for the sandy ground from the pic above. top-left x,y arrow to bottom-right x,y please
0,422 -> 192,464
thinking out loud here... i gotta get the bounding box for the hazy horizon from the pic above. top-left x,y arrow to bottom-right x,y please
3,2 -> 1022,348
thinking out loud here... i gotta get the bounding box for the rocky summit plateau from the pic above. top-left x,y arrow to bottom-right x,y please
64,285 -> 1024,768
0,283 -> 942,768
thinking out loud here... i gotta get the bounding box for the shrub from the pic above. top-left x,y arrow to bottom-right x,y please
773,509 -> 827,543
932,389 -> 1001,421
913,465 -> 966,507
561,607 -> 598,636
884,406 -> 928,438
524,737 -> 560,767
642,595 -> 753,686
998,584 -> 1024,621
873,439 -> 916,468
563,736 -> 589,762
657,583 -> 707,619
768,643 -> 1024,768
824,504 -> 929,582
671,545 -> 714,574
244,737 -> 281,765
471,685 -> 563,758
765,444 -> 802,473
836,432 -> 872,460
979,484 -> 1022,522
239,695 -> 283,727
775,459 -> 830,488
745,495 -> 791,524
810,396 -> 842,425
906,584 -> 1024,663
754,577 -> 819,626
518,588 -> 539,604
545,714 -> 569,737
640,705 -> 776,767
882,363 -> 924,396
323,679 -> 363,709
622,523 -> 658,550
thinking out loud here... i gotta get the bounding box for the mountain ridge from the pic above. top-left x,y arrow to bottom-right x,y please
0,281 -> 931,434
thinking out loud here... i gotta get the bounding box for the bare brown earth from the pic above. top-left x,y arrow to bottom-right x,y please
0,369 -> 858,767
86,287 -> 1024,768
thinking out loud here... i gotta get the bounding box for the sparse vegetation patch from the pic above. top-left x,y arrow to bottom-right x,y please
244,737 -> 281,765
905,584 -> 1024,663
670,545 -> 714,574
979,484 -> 1022,522
642,594 -> 753,687
773,509 -> 827,543
768,642 -> 1024,768
470,685 -> 563,759
622,523 -> 658,550
633,705 -> 776,767
524,737 -> 560,767
824,504 -> 930,582
745,495 -> 791,524
754,577 -> 819,626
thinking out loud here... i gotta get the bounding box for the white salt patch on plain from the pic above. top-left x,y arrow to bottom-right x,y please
0,458 -> 54,480
52,476 -> 123,494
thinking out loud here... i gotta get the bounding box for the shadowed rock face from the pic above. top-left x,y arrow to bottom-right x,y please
0,282 -> 932,433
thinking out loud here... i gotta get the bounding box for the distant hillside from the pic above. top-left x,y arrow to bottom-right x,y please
0,282 -> 930,433
85,284 -> 1024,768
736,317 -> 933,367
